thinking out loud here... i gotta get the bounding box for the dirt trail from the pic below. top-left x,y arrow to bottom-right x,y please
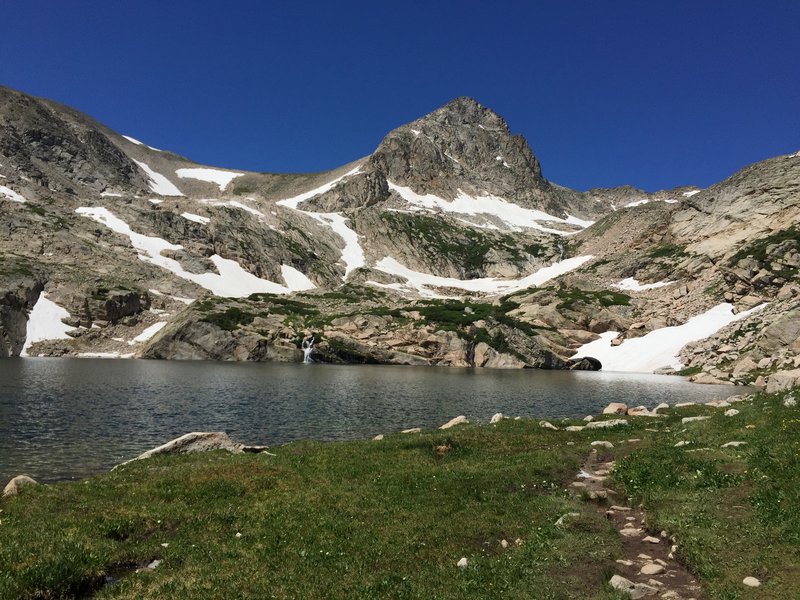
568,447 -> 704,600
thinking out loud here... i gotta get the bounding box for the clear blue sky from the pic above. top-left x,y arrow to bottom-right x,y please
2,1 -> 798,191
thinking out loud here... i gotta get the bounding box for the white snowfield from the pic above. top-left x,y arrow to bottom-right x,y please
387,181 -> 591,234
570,302 -> 769,373
21,293 -> 75,356
76,206 -> 315,296
682,190 -> 701,197
181,212 -> 210,225
130,321 -> 168,344
276,166 -> 366,278
122,135 -> 162,152
175,167 -> 243,191
100,191 -> 123,197
200,199 -> 265,218
0,185 -> 26,203
149,289 -> 195,305
371,255 -> 594,297
614,277 -> 674,291
276,166 -> 362,210
133,160 -> 183,196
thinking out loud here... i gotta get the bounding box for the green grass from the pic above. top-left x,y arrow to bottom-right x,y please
647,243 -> 689,259
555,288 -> 631,311
2,389 -> 799,598
676,365 -> 703,377
613,390 -> 800,598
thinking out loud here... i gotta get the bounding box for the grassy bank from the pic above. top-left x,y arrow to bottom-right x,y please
1,389 -> 798,599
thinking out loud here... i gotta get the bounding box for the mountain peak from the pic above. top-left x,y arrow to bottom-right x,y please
419,96 -> 508,131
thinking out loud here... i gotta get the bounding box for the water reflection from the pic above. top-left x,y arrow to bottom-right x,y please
0,359 -> 742,482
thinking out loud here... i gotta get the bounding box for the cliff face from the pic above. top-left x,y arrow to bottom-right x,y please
1,85 -> 798,385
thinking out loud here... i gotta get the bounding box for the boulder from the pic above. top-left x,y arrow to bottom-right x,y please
489,412 -> 504,424
115,432 -> 264,468
567,356 -> 602,371
440,415 -> 468,429
603,402 -> 628,415
766,369 -> 800,393
3,474 -> 38,497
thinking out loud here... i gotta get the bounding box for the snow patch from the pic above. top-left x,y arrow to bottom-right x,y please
372,255 -> 594,297
614,277 -> 674,292
682,190 -> 701,197
0,185 -> 26,203
181,212 -> 210,225
100,191 -> 123,198
281,265 -> 316,291
21,293 -> 75,356
130,321 -> 168,344
133,160 -> 183,196
276,166 -> 366,278
175,167 -> 243,191
570,303 -> 769,373
122,135 -> 162,152
148,198 -> 164,205
276,165 -> 362,210
387,181 -> 584,235
625,198 -> 650,208
199,199 -> 265,218
76,206 -> 313,296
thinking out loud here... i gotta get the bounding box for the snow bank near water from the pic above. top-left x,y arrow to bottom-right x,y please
21,293 -> 75,356
570,303 -> 768,373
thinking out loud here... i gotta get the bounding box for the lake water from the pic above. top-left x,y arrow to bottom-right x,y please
0,358 -> 742,483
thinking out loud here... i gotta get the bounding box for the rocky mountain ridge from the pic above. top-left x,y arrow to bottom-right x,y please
1,85 -> 798,389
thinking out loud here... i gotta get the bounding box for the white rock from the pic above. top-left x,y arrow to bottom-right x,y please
674,441 -> 691,447
372,434 -> 384,441
784,396 -> 797,408
653,402 -> 670,413
642,536 -> 660,544
742,576 -> 761,587
603,402 -> 628,415
440,415 -> 468,429
583,415 -> 594,422
235,532 -> 242,538
591,440 -> 614,448
585,419 -> 628,429
539,420 -> 559,431
721,441 -> 747,448
674,402 -> 696,408
490,412 -> 504,424
457,557 -> 468,568
724,409 -> 740,417
500,539 -> 509,548
3,475 -> 38,497
565,425 -> 585,432
681,416 -> 711,424
640,563 -> 665,575
401,428 -> 421,434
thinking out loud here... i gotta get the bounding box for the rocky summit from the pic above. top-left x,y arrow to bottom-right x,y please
1,85 -> 798,386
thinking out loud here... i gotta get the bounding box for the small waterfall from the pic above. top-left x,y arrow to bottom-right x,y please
557,241 -> 565,260
302,336 -> 315,363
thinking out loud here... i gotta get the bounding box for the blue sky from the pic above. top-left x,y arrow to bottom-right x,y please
2,1 -> 798,191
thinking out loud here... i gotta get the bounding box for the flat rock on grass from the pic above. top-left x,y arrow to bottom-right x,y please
115,431 -> 263,468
